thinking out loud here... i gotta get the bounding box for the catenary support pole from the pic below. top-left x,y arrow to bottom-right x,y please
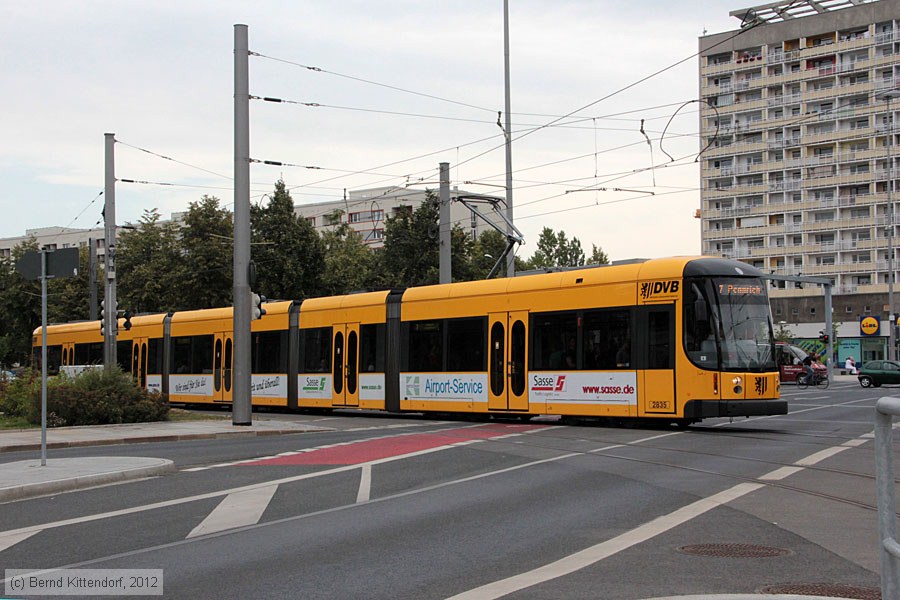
439,162 -> 451,284
40,250 -> 47,466
233,24 -> 252,426
103,133 -> 117,372
503,0 -> 515,278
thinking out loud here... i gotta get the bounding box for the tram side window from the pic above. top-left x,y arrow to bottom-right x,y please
74,342 -> 104,365
300,327 -> 332,373
404,320 -> 443,372
583,309 -> 631,369
117,341 -> 131,372
359,324 -> 385,372
648,312 -> 674,370
684,280 -> 716,362
531,312 -> 578,370
147,338 -> 163,375
252,330 -> 287,374
170,335 -> 214,374
447,317 -> 486,372
33,345 -> 63,375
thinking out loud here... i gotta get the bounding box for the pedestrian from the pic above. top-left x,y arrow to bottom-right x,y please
845,356 -> 857,375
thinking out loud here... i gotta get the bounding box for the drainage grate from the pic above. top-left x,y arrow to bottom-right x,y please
759,583 -> 880,599
677,543 -> 792,558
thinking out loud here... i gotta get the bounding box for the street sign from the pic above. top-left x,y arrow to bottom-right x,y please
15,248 -> 79,281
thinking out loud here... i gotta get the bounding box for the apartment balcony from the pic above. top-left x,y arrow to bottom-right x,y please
701,60 -> 737,76
769,179 -> 801,192
704,228 -> 739,240
704,140 -> 766,157
875,31 -> 900,45
799,40 -> 838,61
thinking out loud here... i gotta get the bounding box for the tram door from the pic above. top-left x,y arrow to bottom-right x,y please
638,306 -> 676,415
332,323 -> 360,407
213,332 -> 233,403
61,343 -> 75,367
487,311 -> 529,411
131,338 -> 149,389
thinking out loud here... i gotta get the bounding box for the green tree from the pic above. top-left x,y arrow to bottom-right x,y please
588,244 -> 609,266
321,223 -> 375,295
180,195 -> 233,310
379,196 -> 440,287
377,193 -> 480,287
117,209 -> 187,314
529,227 -> 586,269
251,180 -> 325,300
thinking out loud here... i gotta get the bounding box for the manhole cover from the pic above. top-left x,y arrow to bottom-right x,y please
677,543 -> 792,558
760,583 -> 880,599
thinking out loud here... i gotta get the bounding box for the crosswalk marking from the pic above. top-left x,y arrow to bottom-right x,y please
356,464 -> 372,503
0,530 -> 40,553
187,485 -> 279,538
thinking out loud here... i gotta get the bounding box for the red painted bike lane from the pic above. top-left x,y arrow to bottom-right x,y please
241,423 -> 550,466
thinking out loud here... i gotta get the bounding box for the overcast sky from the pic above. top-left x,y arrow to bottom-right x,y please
1,1 -> 744,261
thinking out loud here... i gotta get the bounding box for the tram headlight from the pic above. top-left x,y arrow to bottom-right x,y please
732,376 -> 743,394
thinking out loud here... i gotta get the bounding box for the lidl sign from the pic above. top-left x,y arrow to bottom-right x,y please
860,316 -> 881,336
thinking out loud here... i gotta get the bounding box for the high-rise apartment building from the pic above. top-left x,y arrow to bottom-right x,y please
699,0 -> 900,360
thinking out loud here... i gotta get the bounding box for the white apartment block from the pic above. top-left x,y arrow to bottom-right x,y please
294,186 -> 507,248
0,226 -> 109,263
699,0 -> 900,359
700,0 -> 898,295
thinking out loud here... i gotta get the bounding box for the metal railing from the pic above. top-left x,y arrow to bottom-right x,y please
874,396 -> 900,599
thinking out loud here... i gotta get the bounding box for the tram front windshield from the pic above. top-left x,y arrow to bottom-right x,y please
684,277 -> 776,372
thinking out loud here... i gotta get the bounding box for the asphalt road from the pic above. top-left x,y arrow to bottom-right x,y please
0,379 -> 892,599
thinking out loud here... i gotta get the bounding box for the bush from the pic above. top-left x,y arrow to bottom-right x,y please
0,367 -> 168,427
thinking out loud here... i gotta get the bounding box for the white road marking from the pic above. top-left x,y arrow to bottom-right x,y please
448,426 -> 877,600
187,485 -> 278,538
446,483 -> 765,600
0,530 -> 40,553
356,464 -> 372,503
0,425 -> 554,549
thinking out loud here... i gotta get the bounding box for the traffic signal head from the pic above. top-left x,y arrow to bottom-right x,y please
251,293 -> 267,321
123,310 -> 132,331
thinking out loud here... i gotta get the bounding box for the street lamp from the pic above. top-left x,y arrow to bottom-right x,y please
877,89 -> 900,361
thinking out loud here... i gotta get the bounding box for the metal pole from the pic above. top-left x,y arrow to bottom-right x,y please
103,133 -> 117,372
824,283 -> 833,382
875,396 -> 900,600
88,237 -> 97,321
233,24 -> 252,426
40,250 -> 48,467
503,0 -> 515,278
439,162 -> 451,284
889,96 -> 896,362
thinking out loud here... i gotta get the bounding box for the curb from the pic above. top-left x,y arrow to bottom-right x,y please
0,427 -> 322,454
0,458 -> 176,502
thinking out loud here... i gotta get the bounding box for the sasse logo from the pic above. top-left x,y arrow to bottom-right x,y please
532,375 -> 566,392
640,280 -> 680,300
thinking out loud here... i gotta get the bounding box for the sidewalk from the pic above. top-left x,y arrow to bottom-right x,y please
0,417 -> 330,502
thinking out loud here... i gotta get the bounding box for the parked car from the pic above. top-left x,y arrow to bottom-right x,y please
775,342 -> 827,383
0,370 -> 15,381
858,360 -> 900,388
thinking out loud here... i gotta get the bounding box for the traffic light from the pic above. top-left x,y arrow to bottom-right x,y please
100,300 -> 106,336
819,333 -> 830,345
251,292 -> 267,321
123,310 -> 132,331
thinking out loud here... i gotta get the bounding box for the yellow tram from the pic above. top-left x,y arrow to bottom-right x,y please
34,256 -> 784,424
